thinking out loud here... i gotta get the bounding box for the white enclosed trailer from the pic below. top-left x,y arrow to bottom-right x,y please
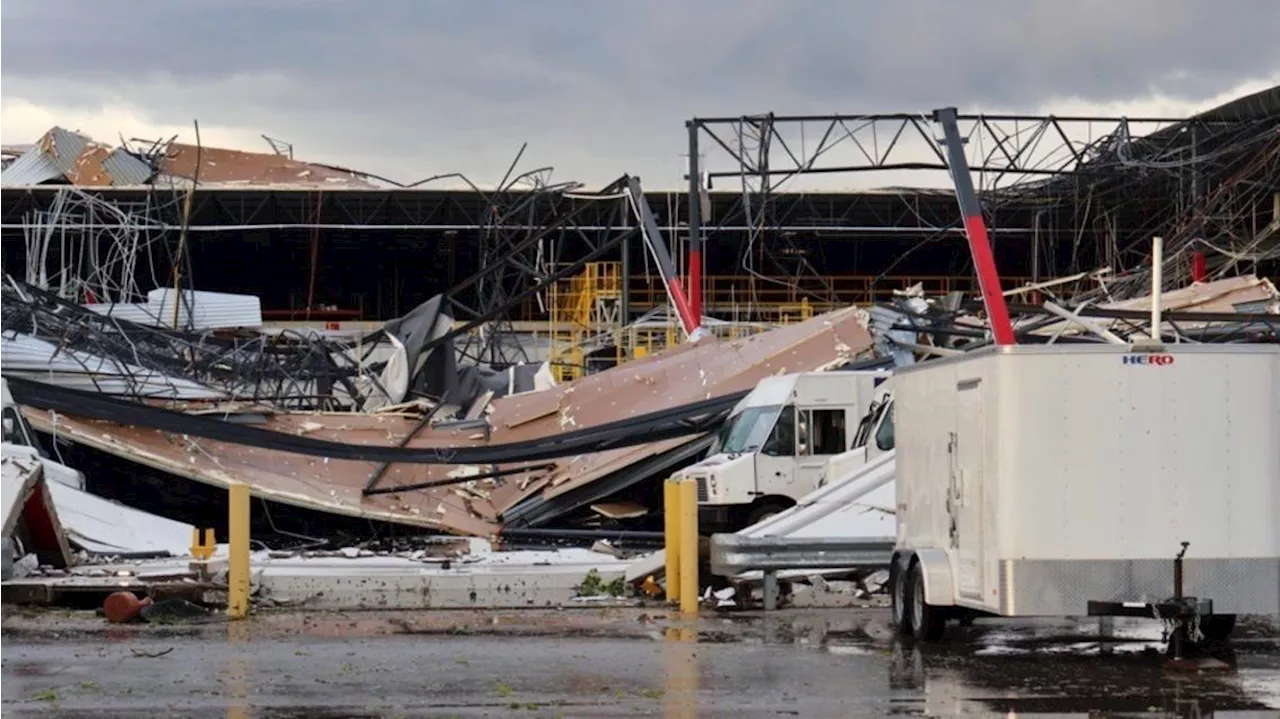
890,344 -> 1280,642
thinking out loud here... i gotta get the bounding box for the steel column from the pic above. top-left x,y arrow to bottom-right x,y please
933,107 -> 1017,346
686,121 -> 703,329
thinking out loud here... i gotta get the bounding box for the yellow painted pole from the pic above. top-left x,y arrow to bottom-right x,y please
677,479 -> 699,615
227,482 -> 251,620
663,479 -> 681,603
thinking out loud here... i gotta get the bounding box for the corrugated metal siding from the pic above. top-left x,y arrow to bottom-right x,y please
41,127 -> 93,176
81,290 -> 263,330
0,127 -> 91,186
0,333 -> 223,399
83,302 -> 164,326
102,148 -> 154,186
0,148 -> 63,187
147,289 -> 263,329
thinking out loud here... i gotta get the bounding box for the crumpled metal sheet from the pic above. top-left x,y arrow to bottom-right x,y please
0,127 -> 153,187
1010,275 -> 1280,338
22,306 -> 875,536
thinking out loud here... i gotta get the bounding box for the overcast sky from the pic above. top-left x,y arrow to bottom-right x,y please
3,0 -> 1278,189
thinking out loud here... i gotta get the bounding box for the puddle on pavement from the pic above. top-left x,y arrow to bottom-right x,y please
686,614 -> 1280,716
880,614 -> 1280,711
6,613 -> 1278,717
890,640 -> 1280,717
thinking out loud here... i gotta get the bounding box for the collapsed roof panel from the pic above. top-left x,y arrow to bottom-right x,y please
100,147 -> 158,187
16,307 -> 874,536
0,127 -> 89,186
0,126 -> 379,189
158,144 -> 379,189
0,127 -> 154,187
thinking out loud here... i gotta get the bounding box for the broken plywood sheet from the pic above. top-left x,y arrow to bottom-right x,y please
22,306 -> 874,536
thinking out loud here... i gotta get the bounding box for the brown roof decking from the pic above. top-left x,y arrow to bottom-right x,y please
22,307 -> 874,536
159,144 -> 379,189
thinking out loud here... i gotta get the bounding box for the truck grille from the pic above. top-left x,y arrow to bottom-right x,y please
696,476 -> 708,502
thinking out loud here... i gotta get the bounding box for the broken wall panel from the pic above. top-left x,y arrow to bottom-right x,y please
19,306 -> 875,536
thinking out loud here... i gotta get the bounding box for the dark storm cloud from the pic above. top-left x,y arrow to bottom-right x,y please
3,0 -> 1277,183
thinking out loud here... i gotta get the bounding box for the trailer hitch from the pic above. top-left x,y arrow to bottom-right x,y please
1085,541 -> 1230,671
1165,541 -> 1199,661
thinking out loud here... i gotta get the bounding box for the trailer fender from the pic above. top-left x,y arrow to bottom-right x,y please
912,548 -> 957,607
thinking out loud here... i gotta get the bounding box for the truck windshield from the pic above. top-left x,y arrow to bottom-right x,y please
716,405 -> 783,454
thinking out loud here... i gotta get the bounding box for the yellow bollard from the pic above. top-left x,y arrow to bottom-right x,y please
663,479 -> 681,603
190,527 -> 215,561
227,483 -> 251,620
677,478 -> 699,615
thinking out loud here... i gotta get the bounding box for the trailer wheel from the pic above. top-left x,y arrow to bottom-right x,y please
909,562 -> 946,642
1199,614 -> 1236,642
890,562 -> 912,636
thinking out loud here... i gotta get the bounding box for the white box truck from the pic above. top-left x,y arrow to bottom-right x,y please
889,344 -> 1280,644
675,370 -> 889,529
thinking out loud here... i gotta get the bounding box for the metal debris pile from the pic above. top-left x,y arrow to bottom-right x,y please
2,279 -> 380,408
870,274 -> 1279,364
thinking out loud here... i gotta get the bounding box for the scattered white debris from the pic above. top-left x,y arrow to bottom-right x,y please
11,553 -> 38,579
296,421 -> 325,436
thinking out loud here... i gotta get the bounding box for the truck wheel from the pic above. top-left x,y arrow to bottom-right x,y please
890,563 -> 913,637
1199,614 -> 1236,642
745,501 -> 789,527
909,562 -> 946,642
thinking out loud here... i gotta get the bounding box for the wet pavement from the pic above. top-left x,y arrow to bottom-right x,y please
2,607 -> 1279,718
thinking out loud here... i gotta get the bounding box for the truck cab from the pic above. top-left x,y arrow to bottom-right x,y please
677,370 -> 888,529
817,380 -> 895,489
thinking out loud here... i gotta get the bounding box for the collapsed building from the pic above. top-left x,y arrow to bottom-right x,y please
5,306 -> 874,537
1,87 -> 1277,564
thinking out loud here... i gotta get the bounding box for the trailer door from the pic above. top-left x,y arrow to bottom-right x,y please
954,378 -> 986,600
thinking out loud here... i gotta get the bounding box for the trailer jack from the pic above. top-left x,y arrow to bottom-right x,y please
1163,541 -> 1200,661
1085,541 -> 1232,672
1159,542 -> 1233,673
